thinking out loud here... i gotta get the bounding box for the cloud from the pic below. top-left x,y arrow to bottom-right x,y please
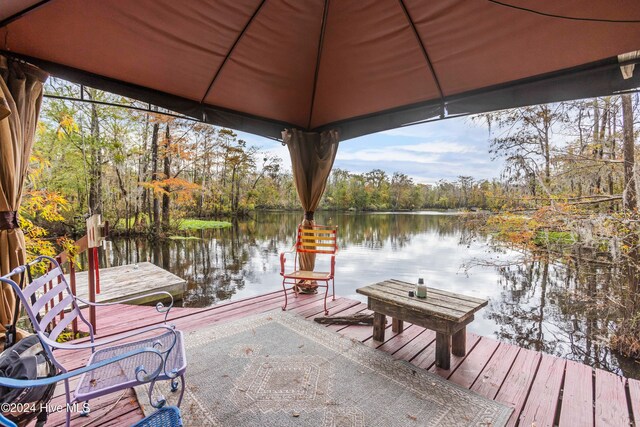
240,116 -> 502,183
389,141 -> 477,154
337,149 -> 441,165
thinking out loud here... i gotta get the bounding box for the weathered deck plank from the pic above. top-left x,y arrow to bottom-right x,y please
376,323 -> 423,353
470,343 -> 520,399
558,360 -> 594,427
449,337 -> 500,388
393,329 -> 436,362
428,333 -> 481,378
629,378 -> 640,427
517,354 -> 565,427
296,297 -> 359,318
79,290 -> 284,337
338,319 -> 389,342
594,369 -> 630,427
494,348 -> 541,427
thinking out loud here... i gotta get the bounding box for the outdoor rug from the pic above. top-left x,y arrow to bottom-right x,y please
135,312 -> 512,426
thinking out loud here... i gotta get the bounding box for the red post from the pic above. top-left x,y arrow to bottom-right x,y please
69,260 -> 78,336
87,248 -> 97,333
85,213 -> 104,334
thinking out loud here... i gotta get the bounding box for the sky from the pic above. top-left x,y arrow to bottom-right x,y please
236,115 -> 503,185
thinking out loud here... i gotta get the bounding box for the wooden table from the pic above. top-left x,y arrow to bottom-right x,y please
356,279 -> 488,369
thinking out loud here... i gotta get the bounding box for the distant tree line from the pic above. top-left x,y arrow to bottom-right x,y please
321,170 -> 507,211
28,79 -> 517,240
22,80 -> 640,237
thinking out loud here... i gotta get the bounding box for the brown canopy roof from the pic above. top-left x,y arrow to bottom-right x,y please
1,0 -> 639,140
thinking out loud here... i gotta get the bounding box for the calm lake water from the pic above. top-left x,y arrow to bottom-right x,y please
100,211 -> 638,379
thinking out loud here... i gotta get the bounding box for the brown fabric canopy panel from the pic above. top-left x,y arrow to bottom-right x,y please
1,0 -> 640,140
0,56 -> 48,339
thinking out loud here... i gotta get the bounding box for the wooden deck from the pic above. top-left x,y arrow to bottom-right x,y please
40,290 -> 639,427
69,262 -> 187,308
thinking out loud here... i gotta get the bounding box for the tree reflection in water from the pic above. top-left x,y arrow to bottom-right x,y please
96,211 -> 637,379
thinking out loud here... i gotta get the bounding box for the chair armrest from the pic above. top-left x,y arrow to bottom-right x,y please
279,245 -> 296,275
40,324 -> 178,354
0,346 -> 164,389
75,291 -> 174,322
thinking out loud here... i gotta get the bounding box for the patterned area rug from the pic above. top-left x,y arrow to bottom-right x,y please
135,312 -> 512,426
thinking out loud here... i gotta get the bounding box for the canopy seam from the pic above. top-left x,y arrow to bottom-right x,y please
397,0 -> 446,118
306,0 -> 331,131
199,0 -> 267,105
487,0 -> 640,24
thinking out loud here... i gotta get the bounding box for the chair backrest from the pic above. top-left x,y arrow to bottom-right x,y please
296,225 -> 338,255
5,256 -> 92,345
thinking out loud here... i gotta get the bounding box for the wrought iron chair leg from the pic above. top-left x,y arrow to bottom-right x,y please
323,281 -> 329,315
148,379 -> 166,409
176,375 -> 186,407
80,401 -> 90,417
281,279 -> 288,311
332,278 -> 335,301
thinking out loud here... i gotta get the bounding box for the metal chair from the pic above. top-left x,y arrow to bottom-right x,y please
0,347 -> 165,427
280,224 -> 338,315
0,256 -> 187,427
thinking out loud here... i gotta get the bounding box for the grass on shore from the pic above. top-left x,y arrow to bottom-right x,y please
178,219 -> 232,230
116,217 -> 232,232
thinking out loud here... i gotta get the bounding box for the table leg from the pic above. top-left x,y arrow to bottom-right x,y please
452,327 -> 466,357
392,318 -> 404,333
373,312 -> 386,342
435,332 -> 451,370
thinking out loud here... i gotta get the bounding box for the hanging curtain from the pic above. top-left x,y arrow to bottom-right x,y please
0,56 -> 48,339
282,128 -> 339,286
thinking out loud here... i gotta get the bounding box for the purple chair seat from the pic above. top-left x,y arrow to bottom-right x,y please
76,330 -> 186,402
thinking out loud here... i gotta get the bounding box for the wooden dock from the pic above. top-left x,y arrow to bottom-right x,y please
68,262 -> 187,307
41,291 -> 639,427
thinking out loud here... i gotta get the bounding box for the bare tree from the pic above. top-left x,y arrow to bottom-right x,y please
622,94 -> 637,211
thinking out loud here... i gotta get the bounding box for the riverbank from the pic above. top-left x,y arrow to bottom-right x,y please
105,208 -> 480,238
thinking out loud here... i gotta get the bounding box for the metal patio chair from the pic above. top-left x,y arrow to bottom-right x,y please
0,255 -> 187,427
280,224 -> 338,315
0,347 -> 165,427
